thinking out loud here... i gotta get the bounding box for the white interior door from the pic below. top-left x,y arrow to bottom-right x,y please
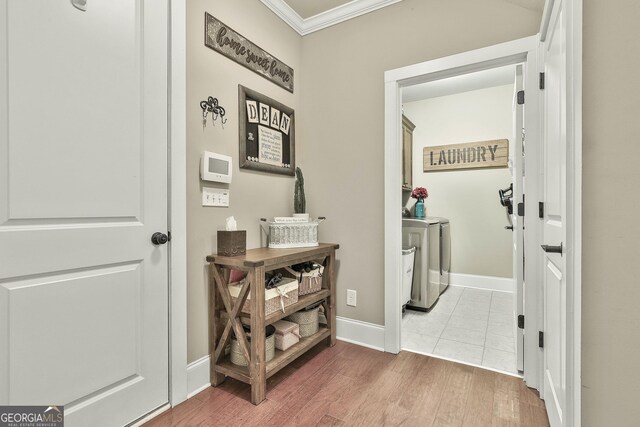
0,1 -> 169,426
512,64 -> 525,372
541,0 -> 567,425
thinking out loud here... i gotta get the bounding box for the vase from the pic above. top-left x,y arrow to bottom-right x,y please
415,198 -> 425,219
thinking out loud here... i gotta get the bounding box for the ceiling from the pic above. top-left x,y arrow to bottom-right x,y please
284,0 -> 353,19
402,65 -> 517,103
261,0 -> 545,35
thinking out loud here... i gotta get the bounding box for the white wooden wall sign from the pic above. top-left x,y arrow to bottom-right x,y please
423,139 -> 509,172
204,13 -> 294,93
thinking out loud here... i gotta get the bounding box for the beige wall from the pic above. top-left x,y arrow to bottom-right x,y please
186,1 -> 640,423
582,0 -> 640,424
299,0 -> 541,325
404,85 -> 514,278
186,0 -> 302,363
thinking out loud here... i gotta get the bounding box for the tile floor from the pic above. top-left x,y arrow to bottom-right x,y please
401,285 -> 519,375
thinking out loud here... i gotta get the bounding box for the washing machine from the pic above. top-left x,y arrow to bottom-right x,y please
402,218 -> 440,310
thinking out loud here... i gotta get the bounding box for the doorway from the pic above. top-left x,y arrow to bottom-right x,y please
398,66 -> 521,375
383,36 -> 543,390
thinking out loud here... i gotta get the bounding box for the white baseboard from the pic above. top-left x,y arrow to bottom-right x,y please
449,272 -> 514,293
185,316 -> 385,398
336,316 -> 385,351
186,355 -> 211,398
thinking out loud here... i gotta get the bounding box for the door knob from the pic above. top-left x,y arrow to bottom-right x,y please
151,232 -> 169,245
541,243 -> 562,255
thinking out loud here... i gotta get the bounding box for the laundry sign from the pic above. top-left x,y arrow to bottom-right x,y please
423,139 -> 509,172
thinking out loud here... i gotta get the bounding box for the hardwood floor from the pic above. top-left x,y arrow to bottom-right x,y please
145,341 -> 549,427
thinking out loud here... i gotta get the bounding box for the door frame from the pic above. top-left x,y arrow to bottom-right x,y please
169,0 -> 189,407
383,37 -> 541,379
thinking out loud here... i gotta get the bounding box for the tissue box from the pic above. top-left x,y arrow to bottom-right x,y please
217,230 -> 246,257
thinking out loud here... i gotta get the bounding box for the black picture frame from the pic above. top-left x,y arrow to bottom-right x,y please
238,85 -> 295,176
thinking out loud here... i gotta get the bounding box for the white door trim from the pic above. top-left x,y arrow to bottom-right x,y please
169,0 -> 188,407
540,1 -> 582,425
383,35 -> 543,388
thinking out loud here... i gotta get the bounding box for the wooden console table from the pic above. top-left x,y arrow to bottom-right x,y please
206,243 -> 338,404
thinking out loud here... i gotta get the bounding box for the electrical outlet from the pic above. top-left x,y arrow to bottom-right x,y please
346,289 -> 357,307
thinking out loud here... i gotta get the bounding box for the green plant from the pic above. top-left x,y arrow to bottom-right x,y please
294,167 -> 306,213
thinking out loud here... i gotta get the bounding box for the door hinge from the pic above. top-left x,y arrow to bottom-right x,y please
167,231 -> 172,242
539,331 -> 544,348
517,90 -> 525,105
517,194 -> 525,217
518,315 -> 525,329
539,202 -> 544,219
539,72 -> 545,90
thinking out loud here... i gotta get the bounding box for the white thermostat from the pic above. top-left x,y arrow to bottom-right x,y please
201,151 -> 232,183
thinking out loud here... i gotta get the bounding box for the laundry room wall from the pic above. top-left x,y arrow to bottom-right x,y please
185,0 -> 303,363
403,84 -> 514,279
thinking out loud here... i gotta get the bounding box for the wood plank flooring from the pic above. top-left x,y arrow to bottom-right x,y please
145,341 -> 549,427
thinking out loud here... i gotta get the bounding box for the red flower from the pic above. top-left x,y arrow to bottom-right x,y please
411,187 -> 429,199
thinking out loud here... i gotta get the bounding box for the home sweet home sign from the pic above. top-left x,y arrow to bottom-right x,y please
204,13 -> 294,93
423,139 -> 509,172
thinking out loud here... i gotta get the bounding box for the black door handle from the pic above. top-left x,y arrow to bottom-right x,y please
541,243 -> 562,255
151,232 -> 169,245
505,225 -> 514,230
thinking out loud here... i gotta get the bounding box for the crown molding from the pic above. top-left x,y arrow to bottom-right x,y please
260,0 -> 402,36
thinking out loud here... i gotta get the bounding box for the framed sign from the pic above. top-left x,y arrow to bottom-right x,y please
239,85 -> 295,176
423,139 -> 509,172
205,13 -> 294,93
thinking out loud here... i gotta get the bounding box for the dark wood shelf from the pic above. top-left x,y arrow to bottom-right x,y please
235,289 -> 330,326
208,244 -> 338,404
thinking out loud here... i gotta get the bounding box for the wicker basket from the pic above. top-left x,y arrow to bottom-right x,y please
285,307 -> 320,337
230,325 -> 276,366
283,266 -> 323,296
260,217 -> 326,249
273,320 -> 300,351
228,278 -> 298,316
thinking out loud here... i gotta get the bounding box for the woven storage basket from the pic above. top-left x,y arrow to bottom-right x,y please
230,324 -> 276,366
283,266 -> 323,296
228,277 -> 298,316
273,320 -> 300,351
285,307 -> 319,337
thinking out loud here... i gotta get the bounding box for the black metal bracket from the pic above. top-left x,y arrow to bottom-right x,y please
518,315 -> 525,329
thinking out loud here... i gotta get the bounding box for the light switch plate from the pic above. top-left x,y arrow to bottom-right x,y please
202,188 -> 229,207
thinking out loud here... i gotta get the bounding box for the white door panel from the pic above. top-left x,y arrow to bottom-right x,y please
0,1 -> 169,425
6,263 -> 141,405
542,0 -> 567,425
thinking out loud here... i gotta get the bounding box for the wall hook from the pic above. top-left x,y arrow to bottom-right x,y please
200,96 -> 227,129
